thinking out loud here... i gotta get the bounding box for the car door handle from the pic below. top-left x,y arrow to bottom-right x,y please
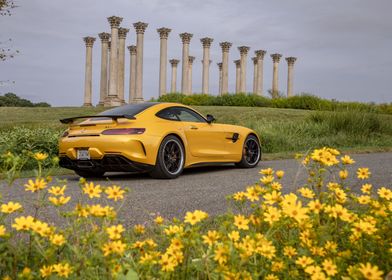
190,125 -> 198,130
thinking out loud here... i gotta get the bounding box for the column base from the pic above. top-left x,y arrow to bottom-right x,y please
82,103 -> 93,107
96,101 -> 105,107
104,96 -> 123,107
132,97 -> 145,104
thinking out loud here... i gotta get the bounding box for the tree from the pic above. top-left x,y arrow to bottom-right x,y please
0,92 -> 51,107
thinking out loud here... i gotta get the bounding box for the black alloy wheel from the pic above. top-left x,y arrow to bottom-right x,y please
236,135 -> 261,168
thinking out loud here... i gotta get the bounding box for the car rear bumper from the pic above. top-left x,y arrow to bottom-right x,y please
59,155 -> 153,173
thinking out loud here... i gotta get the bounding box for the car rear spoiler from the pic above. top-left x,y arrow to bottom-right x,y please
60,114 -> 136,124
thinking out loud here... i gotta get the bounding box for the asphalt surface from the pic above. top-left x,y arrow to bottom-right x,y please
1,152 -> 391,226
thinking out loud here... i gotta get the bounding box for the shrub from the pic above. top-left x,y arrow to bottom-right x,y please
0,149 -> 391,279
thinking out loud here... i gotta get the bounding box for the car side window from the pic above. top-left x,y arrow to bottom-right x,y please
156,107 -> 206,123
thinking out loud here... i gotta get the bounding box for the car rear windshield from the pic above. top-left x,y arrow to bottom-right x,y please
98,102 -> 159,117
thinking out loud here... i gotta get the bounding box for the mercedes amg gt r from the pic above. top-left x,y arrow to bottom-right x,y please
59,102 -> 261,179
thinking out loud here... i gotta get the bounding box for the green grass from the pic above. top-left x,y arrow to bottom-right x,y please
0,106 -> 391,165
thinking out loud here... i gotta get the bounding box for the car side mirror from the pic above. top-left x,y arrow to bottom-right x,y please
206,114 -> 215,124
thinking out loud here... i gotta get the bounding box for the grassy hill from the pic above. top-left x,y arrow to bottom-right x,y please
0,106 -> 392,160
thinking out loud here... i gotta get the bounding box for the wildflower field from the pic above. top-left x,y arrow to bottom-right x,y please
0,148 -> 391,279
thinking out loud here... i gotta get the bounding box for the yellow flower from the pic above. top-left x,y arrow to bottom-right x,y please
270,181 -> 282,190
48,196 -> 71,206
48,185 -> 66,196
134,224 -> 145,234
32,220 -> 51,237
259,168 -> 274,175
260,175 -> 274,185
154,215 -> 164,225
24,178 -> 47,192
265,274 -> 279,280
164,225 -> 184,236
50,234 -> 66,246
1,201 -> 22,214
12,216 -> 34,231
361,184 -> 372,194
377,187 -> 392,200
184,210 -> 208,225
105,185 -> 125,201
357,167 -> 371,180
341,155 -> 355,164
322,259 -> 337,276
308,199 -> 323,214
83,182 -> 102,198
357,195 -> 371,204
283,246 -> 297,257
0,225 -> 6,236
21,267 -> 31,277
53,263 -> 72,278
214,245 -> 229,265
34,152 -> 48,161
298,187 -> 315,199
233,191 -> 246,201
282,201 -> 308,223
228,230 -> 240,242
358,263 -> 383,280
160,253 -> 177,272
40,265 -> 53,278
339,169 -> 348,179
202,230 -> 220,246
263,190 -> 282,205
245,186 -> 259,202
263,206 -> 281,224
106,224 -> 125,240
295,256 -> 314,268
102,240 -> 126,256
234,214 -> 250,230
275,170 -> 285,179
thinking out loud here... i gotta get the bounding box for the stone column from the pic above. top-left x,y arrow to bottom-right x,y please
219,42 -> 232,94
255,50 -> 266,95
127,45 -> 137,103
285,57 -> 297,97
271,53 -> 282,97
252,57 -> 258,94
217,62 -> 223,95
98,32 -> 110,106
200,37 -> 213,94
234,59 -> 241,93
133,22 -> 148,103
188,56 -> 195,94
106,16 -> 123,107
83,36 -> 95,107
107,41 -> 111,95
238,46 -> 250,93
157,27 -> 171,97
179,33 -> 193,95
117,28 -> 129,104
169,59 -> 180,93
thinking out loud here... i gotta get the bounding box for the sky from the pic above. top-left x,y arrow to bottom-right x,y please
1,0 -> 391,106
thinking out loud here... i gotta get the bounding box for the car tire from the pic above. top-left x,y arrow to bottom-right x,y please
75,169 -> 105,178
149,135 -> 185,179
235,135 -> 261,168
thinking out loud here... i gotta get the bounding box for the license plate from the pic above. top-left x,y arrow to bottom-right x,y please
77,149 -> 90,160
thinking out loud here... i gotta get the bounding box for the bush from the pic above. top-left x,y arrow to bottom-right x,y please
0,148 -> 391,279
0,93 -> 51,107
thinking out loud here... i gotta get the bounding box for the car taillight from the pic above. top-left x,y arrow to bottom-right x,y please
62,131 -> 69,137
101,128 -> 146,135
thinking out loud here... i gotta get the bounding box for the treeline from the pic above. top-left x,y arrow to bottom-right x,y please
156,93 -> 392,114
0,93 -> 51,107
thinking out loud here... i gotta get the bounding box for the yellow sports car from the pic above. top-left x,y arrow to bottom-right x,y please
59,103 -> 261,179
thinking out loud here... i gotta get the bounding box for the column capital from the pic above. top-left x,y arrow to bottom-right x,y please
118,27 -> 129,39
217,62 -> 223,70
255,49 -> 267,59
234,59 -> 241,67
107,16 -> 123,28
252,57 -> 258,64
238,46 -> 250,55
157,27 -> 171,39
200,37 -> 213,48
127,45 -> 137,55
179,32 -> 193,44
83,36 -> 96,47
98,32 -> 110,43
286,56 -> 297,65
188,56 -> 195,65
169,59 -> 180,66
271,53 -> 282,63
133,22 -> 148,34
219,41 -> 232,52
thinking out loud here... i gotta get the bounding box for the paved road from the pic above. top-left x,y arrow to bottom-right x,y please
1,152 -> 391,226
